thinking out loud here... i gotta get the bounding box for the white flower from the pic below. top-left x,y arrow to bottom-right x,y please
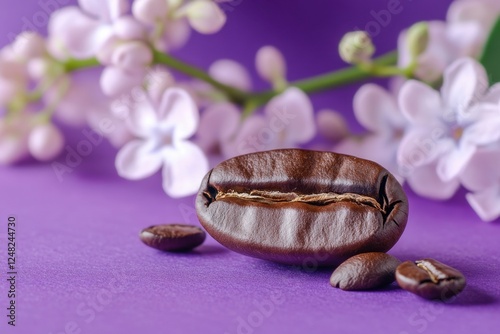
48,0 -> 129,59
115,88 -> 209,197
461,145 -> 500,222
397,58 -> 500,199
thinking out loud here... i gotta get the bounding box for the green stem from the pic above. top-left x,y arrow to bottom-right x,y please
63,57 -> 100,72
57,50 -> 398,114
248,51 -> 398,107
152,49 -> 250,104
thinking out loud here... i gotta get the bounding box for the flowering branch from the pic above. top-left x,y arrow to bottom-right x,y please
2,0 -> 500,223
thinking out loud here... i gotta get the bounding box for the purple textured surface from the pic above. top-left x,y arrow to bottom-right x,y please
1,1 -> 500,334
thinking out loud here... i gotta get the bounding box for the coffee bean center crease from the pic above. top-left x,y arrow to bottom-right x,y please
416,261 -> 455,284
212,190 -> 386,213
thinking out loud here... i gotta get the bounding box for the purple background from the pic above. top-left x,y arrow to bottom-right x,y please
1,1 -> 500,333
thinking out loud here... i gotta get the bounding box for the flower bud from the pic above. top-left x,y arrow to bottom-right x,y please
209,59 -> 252,91
147,69 -> 176,104
316,109 -> 349,142
28,123 -> 64,161
182,0 -> 227,34
132,0 -> 167,25
111,41 -> 153,70
113,16 -> 148,40
406,22 -> 429,60
339,31 -> 375,64
256,46 -> 287,87
11,32 -> 46,61
0,118 -> 30,165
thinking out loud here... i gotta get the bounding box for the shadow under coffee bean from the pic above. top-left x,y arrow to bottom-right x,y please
140,224 -> 206,252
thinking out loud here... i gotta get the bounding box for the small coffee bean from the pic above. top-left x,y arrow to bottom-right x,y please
330,252 -> 401,290
139,224 -> 206,251
395,259 -> 466,300
196,149 -> 408,266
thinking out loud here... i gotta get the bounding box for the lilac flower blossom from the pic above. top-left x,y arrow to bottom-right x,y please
115,88 -> 208,197
132,0 -> 226,52
397,58 -> 500,199
48,0 -> 129,59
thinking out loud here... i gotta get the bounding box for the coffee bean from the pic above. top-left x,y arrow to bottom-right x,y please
330,252 -> 401,290
139,224 -> 206,251
395,259 -> 466,300
196,149 -> 408,265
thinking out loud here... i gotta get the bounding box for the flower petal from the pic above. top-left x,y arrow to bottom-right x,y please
162,140 -> 209,197
159,88 -> 199,140
49,7 -> 113,59
460,147 -> 500,192
407,162 -> 460,200
441,58 -> 489,122
398,80 -> 442,125
125,93 -> 159,137
115,139 -> 163,180
264,87 -> 315,144
255,46 -> 287,84
466,186 -> 500,222
316,109 -> 349,143
354,83 -> 404,133
0,119 -> 30,165
132,0 -> 167,25
446,21 -> 486,58
100,66 -> 145,97
183,0 -> 226,34
111,41 -> 153,70
156,19 -> 192,52
113,16 -> 148,40
436,143 -> 476,182
398,127 -> 450,170
208,60 -> 252,92
79,0 -> 129,22
482,83 -> 500,104
225,115 -> 267,157
447,1 -> 498,29
462,110 -> 500,146
413,21 -> 450,82
196,103 -> 240,154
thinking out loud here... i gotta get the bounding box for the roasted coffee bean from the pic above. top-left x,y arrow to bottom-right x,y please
139,224 -> 206,251
395,259 -> 466,300
196,149 -> 408,265
330,252 -> 401,290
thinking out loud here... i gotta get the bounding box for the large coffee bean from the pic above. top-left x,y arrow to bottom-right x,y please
396,259 -> 466,300
196,149 -> 408,266
330,252 -> 401,290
